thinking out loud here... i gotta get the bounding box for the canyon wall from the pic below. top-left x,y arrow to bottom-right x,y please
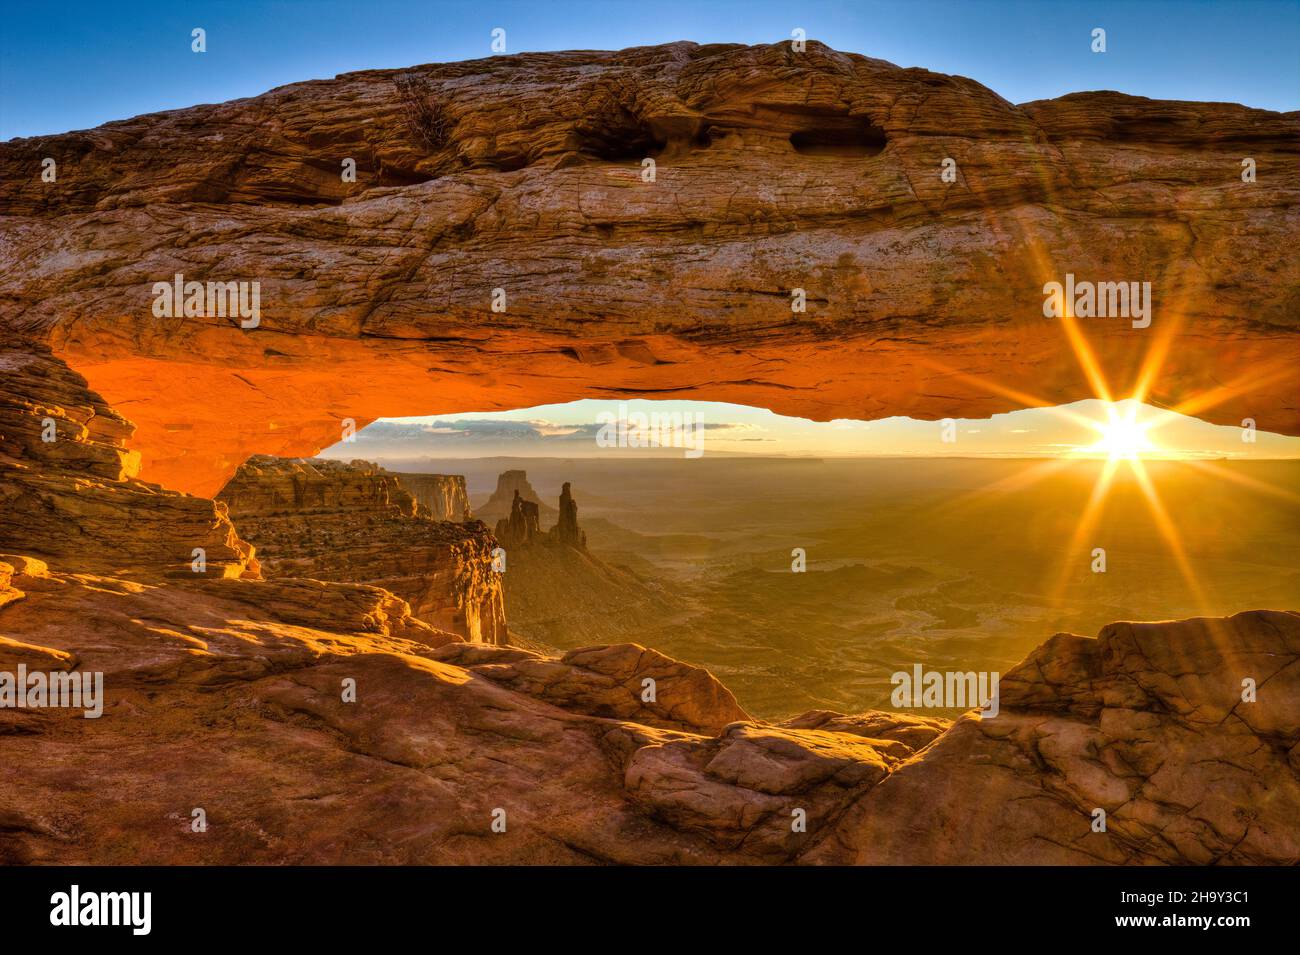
0,343 -> 256,579
217,456 -> 506,643
1,42 -> 1295,495
394,472 -> 472,521
220,456 -> 420,516
0,349 -> 1296,864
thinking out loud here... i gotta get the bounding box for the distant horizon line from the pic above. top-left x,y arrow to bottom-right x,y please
318,451 -> 1300,463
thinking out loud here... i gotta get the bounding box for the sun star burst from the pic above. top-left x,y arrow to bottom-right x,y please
1084,404 -> 1159,460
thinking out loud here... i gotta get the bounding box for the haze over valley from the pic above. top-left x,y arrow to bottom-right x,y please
332,446 -> 1300,719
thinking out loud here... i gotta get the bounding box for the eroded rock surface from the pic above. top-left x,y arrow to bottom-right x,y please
432,641 -> 749,734
553,482 -> 586,550
0,45 -> 1296,866
394,472 -> 472,521
217,456 -> 506,643
484,474 -> 671,647
494,489 -> 542,549
804,611 -> 1300,865
2,517 -> 1297,865
2,42 -> 1295,494
478,470 -> 555,527
6,556 -> 1291,866
0,344 -> 255,579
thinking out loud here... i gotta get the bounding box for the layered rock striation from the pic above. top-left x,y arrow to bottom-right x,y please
0,352 -> 1296,863
394,472 -> 472,521
0,344 -> 255,579
1,42 -> 1294,494
217,456 -> 506,643
2,549 -> 1295,864
0,42 -> 1296,867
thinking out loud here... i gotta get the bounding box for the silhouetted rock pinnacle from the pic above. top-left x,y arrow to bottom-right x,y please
553,481 -> 586,550
495,489 -> 542,548
478,470 -> 555,525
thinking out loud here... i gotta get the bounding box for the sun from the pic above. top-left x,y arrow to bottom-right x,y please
1086,406 -> 1158,460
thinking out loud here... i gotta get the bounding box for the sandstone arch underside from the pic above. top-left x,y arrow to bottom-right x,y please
2,41 -> 1297,497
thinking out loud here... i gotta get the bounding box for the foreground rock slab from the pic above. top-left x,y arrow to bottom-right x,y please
2,546 -> 1296,864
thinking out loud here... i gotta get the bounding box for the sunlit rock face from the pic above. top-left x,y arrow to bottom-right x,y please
432,642 -> 750,735
2,41 -> 1295,495
394,472 -> 472,521
804,611 -> 1300,866
0,344 -> 255,579
1,42 -> 1297,867
0,350 -> 1296,865
217,456 -> 507,644
3,563 -> 1295,864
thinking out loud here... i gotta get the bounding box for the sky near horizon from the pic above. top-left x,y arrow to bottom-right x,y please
2,0 -> 1298,139
319,398 -> 1300,460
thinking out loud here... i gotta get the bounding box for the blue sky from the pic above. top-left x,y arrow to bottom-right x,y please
3,0 -> 1297,139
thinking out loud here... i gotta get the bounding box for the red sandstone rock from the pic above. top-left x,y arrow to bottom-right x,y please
393,472 -> 472,521
431,641 -> 749,734
802,611 -> 1300,865
0,344 -> 255,579
217,456 -> 506,643
0,43 -> 1296,867
1,42 -> 1294,494
1,534 -> 1296,863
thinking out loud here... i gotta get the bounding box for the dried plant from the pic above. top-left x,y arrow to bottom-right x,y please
393,72 -> 452,151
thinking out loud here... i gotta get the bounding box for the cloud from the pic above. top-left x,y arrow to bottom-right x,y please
337,416 -> 757,453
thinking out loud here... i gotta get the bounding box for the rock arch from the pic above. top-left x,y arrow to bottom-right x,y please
1,42 -> 1298,870
2,41 -> 1296,500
